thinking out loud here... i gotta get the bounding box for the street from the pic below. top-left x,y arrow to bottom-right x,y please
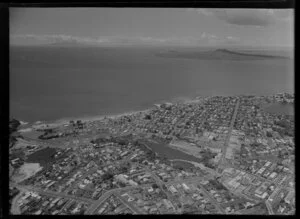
115,193 -> 145,214
217,98 -> 240,173
85,186 -> 136,214
15,184 -> 94,204
265,200 -> 274,215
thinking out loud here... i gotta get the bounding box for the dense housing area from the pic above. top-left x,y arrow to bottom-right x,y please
9,93 -> 294,215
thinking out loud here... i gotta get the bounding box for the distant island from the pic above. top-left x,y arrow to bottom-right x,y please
156,48 -> 290,60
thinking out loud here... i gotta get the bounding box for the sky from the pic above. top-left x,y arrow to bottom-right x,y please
10,8 -> 294,48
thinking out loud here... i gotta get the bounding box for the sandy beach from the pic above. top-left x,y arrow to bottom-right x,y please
19,95 -> 209,131
29,108 -> 152,129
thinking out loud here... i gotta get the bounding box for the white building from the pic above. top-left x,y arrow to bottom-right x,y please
169,185 -> 178,194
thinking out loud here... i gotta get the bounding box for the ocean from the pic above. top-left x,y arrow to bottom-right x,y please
10,46 -> 294,123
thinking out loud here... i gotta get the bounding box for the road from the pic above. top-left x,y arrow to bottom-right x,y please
170,159 -> 219,177
197,183 -> 226,214
141,158 -> 227,213
265,200 -> 274,215
85,186 -> 136,215
12,177 -> 227,215
13,178 -> 150,216
166,175 -> 215,187
145,169 -> 225,214
144,168 -> 174,201
139,164 -> 184,212
22,136 -> 56,148
16,108 -> 278,216
217,98 -> 240,173
115,193 -> 145,214
86,183 -> 156,215
165,174 -> 227,213
13,184 -> 94,204
10,183 -> 92,215
10,189 -> 25,215
225,163 -> 287,187
63,167 -> 98,194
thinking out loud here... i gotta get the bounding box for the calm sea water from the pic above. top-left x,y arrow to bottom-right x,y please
10,46 -> 294,123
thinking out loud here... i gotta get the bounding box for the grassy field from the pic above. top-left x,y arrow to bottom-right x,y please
25,147 -> 57,167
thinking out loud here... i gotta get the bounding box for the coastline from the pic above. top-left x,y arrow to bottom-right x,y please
26,108 -> 153,129
16,92 -> 292,129
21,95 -> 208,128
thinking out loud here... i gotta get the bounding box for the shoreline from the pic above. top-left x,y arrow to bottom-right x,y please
15,92 -> 293,129
19,96 -> 207,128
22,108 -> 154,129
54,108 -> 152,124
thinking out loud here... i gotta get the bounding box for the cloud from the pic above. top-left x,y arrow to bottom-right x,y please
201,32 -> 217,40
10,34 -> 195,46
195,9 -> 293,27
10,33 -> 241,46
10,34 -> 104,44
226,36 -> 240,43
200,32 -> 240,45
194,8 -> 214,16
105,36 -> 169,45
10,34 -> 172,45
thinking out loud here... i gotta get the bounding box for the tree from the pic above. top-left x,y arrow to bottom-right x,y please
284,128 -> 293,137
119,181 -> 127,187
9,119 -> 21,134
266,131 -> 273,138
45,128 -> 53,134
102,172 -> 114,181
275,120 -> 289,129
152,183 -> 159,189
161,155 -> 168,162
120,165 -> 129,173
144,114 -> 152,120
210,179 -> 226,191
133,140 -> 140,146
